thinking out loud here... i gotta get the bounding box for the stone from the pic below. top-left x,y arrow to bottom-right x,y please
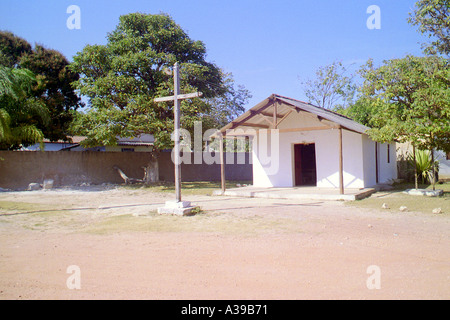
403,188 -> 443,197
43,179 -> 54,190
432,208 -> 442,214
399,206 -> 408,212
27,183 -> 41,191
381,203 -> 389,209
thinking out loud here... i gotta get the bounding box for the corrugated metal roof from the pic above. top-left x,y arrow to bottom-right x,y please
117,134 -> 154,144
116,134 -> 155,146
117,141 -> 154,146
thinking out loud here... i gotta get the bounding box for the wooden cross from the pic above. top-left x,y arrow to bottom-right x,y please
154,62 -> 202,202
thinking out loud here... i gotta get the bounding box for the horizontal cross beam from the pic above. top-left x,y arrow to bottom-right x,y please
154,92 -> 203,103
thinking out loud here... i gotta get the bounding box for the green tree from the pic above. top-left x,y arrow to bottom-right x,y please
19,45 -> 83,141
0,31 -> 83,142
0,65 -> 50,149
300,61 -> 356,110
337,96 -> 376,127
70,13 -> 247,150
202,72 -> 252,129
0,31 -> 32,68
408,0 -> 450,57
358,55 -> 450,188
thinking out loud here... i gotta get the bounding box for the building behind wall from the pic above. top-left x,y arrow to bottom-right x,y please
397,142 -> 450,181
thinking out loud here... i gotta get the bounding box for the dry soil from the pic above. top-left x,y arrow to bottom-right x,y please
0,185 -> 448,299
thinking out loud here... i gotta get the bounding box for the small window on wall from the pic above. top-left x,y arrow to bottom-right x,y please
387,144 -> 390,163
121,148 -> 135,152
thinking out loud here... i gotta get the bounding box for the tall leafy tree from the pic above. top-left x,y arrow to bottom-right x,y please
0,31 -> 32,68
202,72 -> 252,129
358,55 -> 450,187
19,45 -> 83,141
337,96 -> 376,127
0,65 -> 49,149
408,0 -> 450,57
70,12 -> 247,151
300,61 -> 356,110
0,31 -> 83,142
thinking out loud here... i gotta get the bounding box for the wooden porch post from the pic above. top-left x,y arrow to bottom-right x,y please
220,135 -> 226,193
339,127 -> 344,195
273,101 -> 278,129
375,142 -> 379,184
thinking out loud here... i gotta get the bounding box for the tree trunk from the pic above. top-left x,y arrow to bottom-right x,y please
413,144 -> 418,189
431,148 -> 436,191
430,133 -> 436,191
144,152 -> 159,184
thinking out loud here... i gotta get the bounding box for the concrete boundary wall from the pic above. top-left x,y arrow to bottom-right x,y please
0,151 -> 252,190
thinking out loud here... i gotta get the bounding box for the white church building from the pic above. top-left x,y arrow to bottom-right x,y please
217,94 -> 397,193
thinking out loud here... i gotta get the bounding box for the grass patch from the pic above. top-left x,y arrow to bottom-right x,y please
84,211 -> 301,236
0,200 -> 69,216
348,182 -> 450,214
390,181 -> 450,193
0,200 -> 79,231
125,180 -> 252,196
0,201 -> 43,213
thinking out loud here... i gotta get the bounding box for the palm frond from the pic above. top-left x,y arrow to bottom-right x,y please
10,124 -> 44,145
408,149 -> 439,184
0,66 -> 37,100
21,97 -> 50,126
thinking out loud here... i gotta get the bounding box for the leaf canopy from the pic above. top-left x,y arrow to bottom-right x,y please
358,55 -> 450,152
70,12 -> 234,150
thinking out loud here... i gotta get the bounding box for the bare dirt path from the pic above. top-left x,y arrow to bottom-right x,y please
0,186 -> 449,299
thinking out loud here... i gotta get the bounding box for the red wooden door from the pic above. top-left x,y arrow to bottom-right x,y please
294,143 -> 317,186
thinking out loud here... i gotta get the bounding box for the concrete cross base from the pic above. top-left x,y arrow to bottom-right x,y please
157,200 -> 199,216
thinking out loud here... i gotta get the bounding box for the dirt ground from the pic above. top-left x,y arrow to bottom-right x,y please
0,185 -> 449,300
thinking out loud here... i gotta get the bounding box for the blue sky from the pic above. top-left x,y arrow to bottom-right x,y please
0,0 -> 427,108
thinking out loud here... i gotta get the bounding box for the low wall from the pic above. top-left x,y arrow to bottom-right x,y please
158,151 -> 252,182
0,151 -> 252,190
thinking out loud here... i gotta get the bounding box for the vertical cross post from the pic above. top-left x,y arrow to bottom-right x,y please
173,62 -> 182,202
153,62 -> 202,206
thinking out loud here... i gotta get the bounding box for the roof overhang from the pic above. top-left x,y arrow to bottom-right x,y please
117,141 -> 154,147
211,94 -> 369,138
